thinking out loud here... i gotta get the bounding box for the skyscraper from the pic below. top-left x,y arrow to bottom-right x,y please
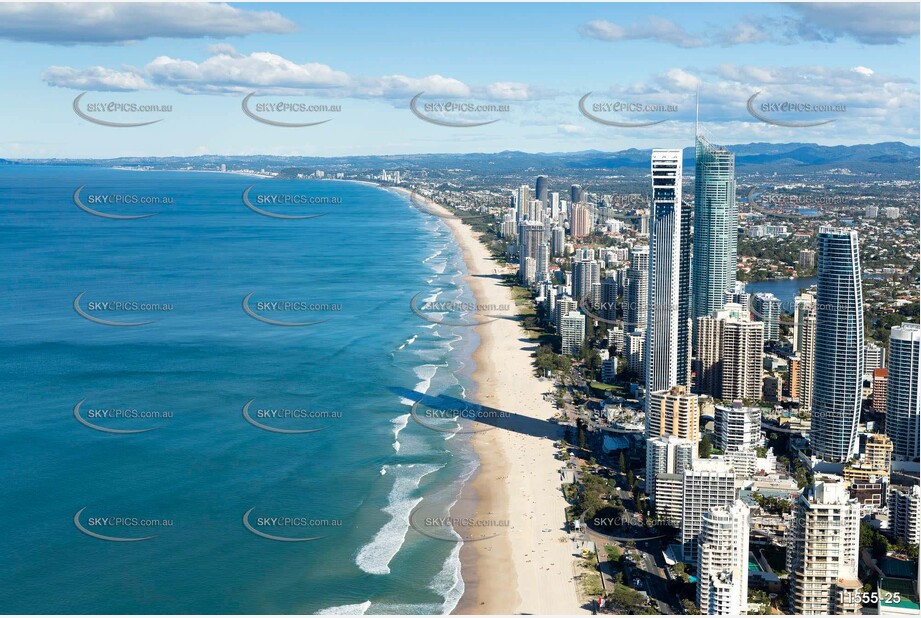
646,385 -> 700,444
793,293 -> 817,411
886,322 -> 920,459
625,245 -> 649,333
570,203 -> 592,239
572,251 -> 601,309
570,184 -> 583,205
645,434 -> 695,493
812,227 -> 864,463
561,311 -> 586,356
517,220 -> 545,285
696,303 -> 764,401
714,402 -> 762,453
600,276 -> 618,323
681,458 -> 737,563
751,292 -> 780,342
692,135 -> 737,328
889,484 -> 921,546
697,500 -> 750,615
535,175 -> 548,205
646,149 -> 686,396
787,479 -> 862,615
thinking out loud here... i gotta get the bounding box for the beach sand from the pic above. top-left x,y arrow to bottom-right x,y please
389,187 -> 585,615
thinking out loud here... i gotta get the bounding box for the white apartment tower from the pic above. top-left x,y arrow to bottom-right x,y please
697,500 -> 750,615
786,479 -> 862,615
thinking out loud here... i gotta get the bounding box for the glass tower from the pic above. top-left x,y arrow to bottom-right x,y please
692,135 -> 737,329
812,227 -> 864,463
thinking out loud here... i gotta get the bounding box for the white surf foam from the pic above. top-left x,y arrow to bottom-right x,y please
354,463 -> 443,575
314,601 -> 372,615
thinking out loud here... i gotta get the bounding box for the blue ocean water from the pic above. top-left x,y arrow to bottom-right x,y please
0,166 -> 479,614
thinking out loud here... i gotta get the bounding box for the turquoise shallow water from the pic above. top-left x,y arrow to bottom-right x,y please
0,166 -> 479,614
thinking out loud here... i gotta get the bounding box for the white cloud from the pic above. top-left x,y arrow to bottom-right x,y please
579,17 -> 706,48
788,2 -> 920,45
852,66 -> 875,77
583,4 -> 919,49
558,124 -> 587,135
0,3 -> 296,44
144,51 -> 351,94
485,82 -> 530,101
358,74 -> 470,99
42,65 -> 152,91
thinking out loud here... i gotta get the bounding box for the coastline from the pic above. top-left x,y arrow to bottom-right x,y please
388,186 -> 584,615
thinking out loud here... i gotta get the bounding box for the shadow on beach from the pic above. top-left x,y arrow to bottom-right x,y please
388,387 -> 565,441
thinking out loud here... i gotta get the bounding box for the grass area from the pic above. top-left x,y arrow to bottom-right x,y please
577,559 -> 605,597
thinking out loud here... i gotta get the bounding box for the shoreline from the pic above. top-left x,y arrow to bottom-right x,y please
388,185 -> 584,615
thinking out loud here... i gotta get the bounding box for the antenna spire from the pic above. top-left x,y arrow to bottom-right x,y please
695,84 -> 700,139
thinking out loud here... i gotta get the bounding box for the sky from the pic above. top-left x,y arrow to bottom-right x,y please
0,1 -> 918,158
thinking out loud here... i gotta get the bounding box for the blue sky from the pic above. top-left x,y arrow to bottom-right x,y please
0,2 -> 918,158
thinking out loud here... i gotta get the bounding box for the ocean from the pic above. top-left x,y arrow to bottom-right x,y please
0,166 -> 480,614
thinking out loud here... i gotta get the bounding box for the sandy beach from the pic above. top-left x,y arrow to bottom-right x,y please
389,186 -> 585,615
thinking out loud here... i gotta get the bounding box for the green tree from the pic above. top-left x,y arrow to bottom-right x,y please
699,435 -> 713,459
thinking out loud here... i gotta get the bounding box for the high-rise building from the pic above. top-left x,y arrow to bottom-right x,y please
572,253 -> 601,309
787,479 -> 862,615
570,203 -> 592,239
653,473 -> 684,527
751,292 -> 780,342
681,458 -> 737,563
889,485 -> 921,546
516,185 -> 530,221
864,341 -> 886,373
646,149 -> 688,396
799,249 -> 816,269
535,175 -> 549,205
550,225 -> 565,257
886,323 -> 920,459
626,330 -> 646,378
536,243 -> 550,284
646,385 -> 700,444
692,135 -> 737,328
872,368 -> 888,412
555,296 -> 577,333
812,227 -> 864,463
600,276 -> 618,323
714,402 -> 762,453
570,184 -> 583,204
696,303 -> 764,401
723,281 -> 751,314
697,500 -> 750,615
645,434 -> 695,493
561,311 -> 585,356
517,220 -> 545,284
625,245 -> 650,333
549,192 -> 560,220
793,293 -> 817,411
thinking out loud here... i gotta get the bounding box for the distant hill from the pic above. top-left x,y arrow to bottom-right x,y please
14,142 -> 919,178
